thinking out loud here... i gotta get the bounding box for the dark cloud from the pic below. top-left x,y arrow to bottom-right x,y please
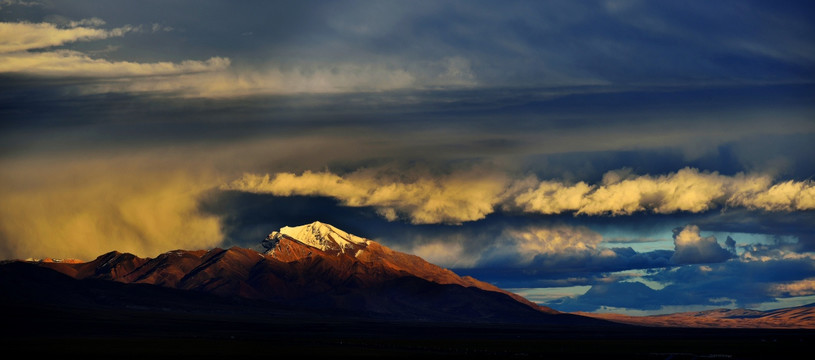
670,225 -> 733,265
552,281 -> 684,312
725,236 -> 737,254
696,210 -> 815,251
454,247 -> 674,289
553,256 -> 815,312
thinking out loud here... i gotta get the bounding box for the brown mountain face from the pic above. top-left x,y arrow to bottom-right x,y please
266,229 -> 555,313
33,222 -> 559,321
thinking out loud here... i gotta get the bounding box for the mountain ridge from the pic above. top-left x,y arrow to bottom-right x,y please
575,303 -> 815,329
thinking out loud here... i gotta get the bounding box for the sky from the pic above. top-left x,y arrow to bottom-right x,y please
1,0 -> 814,315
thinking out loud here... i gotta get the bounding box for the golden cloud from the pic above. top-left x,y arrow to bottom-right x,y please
225,168 -> 510,224
771,278 -> 815,297
0,157 -> 223,261
0,50 -> 229,77
0,21 -> 115,53
501,225 -> 607,264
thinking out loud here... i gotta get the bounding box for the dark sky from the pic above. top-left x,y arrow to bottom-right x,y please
1,0 -> 814,314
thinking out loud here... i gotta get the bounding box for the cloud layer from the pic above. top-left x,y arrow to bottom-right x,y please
226,167 -> 815,224
0,19 -> 477,97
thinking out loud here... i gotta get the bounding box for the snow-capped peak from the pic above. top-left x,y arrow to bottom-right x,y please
263,221 -> 370,254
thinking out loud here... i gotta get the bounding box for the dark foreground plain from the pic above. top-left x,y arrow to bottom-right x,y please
4,303 -> 813,359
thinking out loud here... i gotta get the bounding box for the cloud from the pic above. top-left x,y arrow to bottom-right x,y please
227,167 -> 815,224
554,281 -> 680,312
513,180 -> 593,215
670,225 -> 732,265
725,236 -> 737,253
772,278 -> 815,297
732,180 -> 815,212
0,0 -> 41,9
407,240 -> 477,268
739,241 -> 815,263
0,21 -> 124,54
470,224 -> 676,279
92,62 -> 420,97
498,225 -> 607,264
0,50 -> 230,77
554,254 -> 815,312
521,168 -> 815,216
67,18 -> 107,28
0,156 -> 223,261
589,257 -> 815,312
473,224 -> 671,277
224,168 -> 510,224
388,221 -> 675,286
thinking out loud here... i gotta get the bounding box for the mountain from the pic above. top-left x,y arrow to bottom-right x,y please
25,221 -> 567,323
263,221 -> 554,312
576,304 -> 815,329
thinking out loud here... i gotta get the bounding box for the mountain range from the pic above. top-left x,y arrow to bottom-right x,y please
6,221 -> 574,324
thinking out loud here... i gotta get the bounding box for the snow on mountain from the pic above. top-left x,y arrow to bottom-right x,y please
263,221 -> 370,255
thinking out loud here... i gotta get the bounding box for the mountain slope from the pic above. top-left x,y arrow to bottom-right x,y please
576,304 -> 815,329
